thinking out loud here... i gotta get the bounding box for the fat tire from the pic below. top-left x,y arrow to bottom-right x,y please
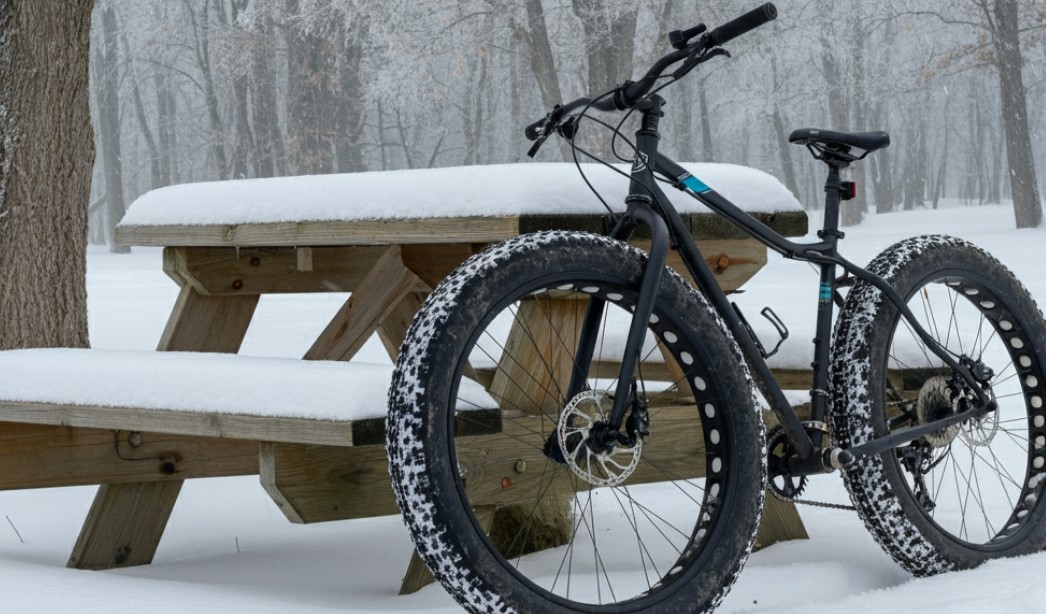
831,235 -> 1046,575
387,231 -> 765,613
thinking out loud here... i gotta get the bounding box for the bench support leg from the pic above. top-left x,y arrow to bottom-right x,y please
68,481 -> 183,569
399,505 -> 494,595
68,288 -> 258,570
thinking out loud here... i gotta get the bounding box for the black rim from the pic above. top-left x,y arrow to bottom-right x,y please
442,271 -> 739,609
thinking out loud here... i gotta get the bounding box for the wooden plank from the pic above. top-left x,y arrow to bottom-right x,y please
399,506 -> 495,595
400,243 -> 477,290
117,211 -> 808,248
0,422 -> 258,490
163,246 -> 387,296
632,238 -> 768,293
377,291 -> 427,359
68,481 -> 183,570
0,400 -> 360,447
305,245 -> 427,361
488,296 -> 588,416
258,405 -> 706,524
71,283 -> 260,571
755,494 -> 810,550
517,211 -> 809,241
156,286 -> 258,352
260,442 -> 396,524
117,217 -> 523,247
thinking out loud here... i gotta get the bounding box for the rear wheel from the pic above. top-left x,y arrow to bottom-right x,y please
387,231 -> 765,612
832,236 -> 1046,575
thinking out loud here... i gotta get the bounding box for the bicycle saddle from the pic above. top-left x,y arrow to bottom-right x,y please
789,128 -> 890,162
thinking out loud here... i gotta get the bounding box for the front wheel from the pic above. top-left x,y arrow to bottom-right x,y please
387,231 -> 765,613
832,235 -> 1046,575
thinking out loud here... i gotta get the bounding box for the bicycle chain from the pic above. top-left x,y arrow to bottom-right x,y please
791,497 -> 855,511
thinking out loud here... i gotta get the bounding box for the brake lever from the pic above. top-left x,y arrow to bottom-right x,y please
671,47 -> 731,80
527,130 -> 551,158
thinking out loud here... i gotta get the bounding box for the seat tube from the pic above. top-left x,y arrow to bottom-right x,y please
808,164 -> 845,445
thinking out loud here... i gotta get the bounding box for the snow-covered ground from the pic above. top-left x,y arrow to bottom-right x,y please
2,200 -> 1046,613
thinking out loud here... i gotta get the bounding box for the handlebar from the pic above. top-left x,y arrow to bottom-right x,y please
708,3 -> 777,47
525,3 -> 777,147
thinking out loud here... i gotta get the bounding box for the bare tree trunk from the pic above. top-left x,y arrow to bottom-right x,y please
155,70 -> 179,184
222,0 -> 254,179
95,4 -> 128,253
285,0 -> 337,175
571,0 -> 636,159
841,6 -> 866,226
249,12 -> 284,178
770,56 -> 799,199
334,18 -> 366,173
698,80 -> 714,162
988,0 -> 1041,226
0,0 -> 94,349
120,33 -> 163,190
517,0 -> 571,160
185,0 -> 229,179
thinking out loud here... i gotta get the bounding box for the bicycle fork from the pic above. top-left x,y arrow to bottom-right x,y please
563,202 -> 669,450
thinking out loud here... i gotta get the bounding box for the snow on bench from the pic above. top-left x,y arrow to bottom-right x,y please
0,349 -> 496,447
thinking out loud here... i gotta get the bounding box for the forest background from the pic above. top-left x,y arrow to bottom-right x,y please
87,0 -> 1046,252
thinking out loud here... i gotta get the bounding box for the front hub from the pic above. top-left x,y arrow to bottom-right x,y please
553,391 -> 643,487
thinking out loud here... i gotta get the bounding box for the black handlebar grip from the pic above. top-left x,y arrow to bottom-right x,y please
708,3 -> 777,47
525,117 -> 546,141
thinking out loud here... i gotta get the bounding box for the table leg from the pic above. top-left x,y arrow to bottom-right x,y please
305,245 -> 426,362
68,287 -> 258,570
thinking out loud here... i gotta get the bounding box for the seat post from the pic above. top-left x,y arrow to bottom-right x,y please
820,162 -> 848,238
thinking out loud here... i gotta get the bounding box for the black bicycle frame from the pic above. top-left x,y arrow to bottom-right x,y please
572,96 -> 994,472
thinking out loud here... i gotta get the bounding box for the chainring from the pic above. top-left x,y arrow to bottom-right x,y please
767,424 -> 808,502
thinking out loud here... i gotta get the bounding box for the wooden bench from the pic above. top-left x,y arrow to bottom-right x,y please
0,163 -> 810,590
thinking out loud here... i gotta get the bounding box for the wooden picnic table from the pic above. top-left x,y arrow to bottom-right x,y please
0,164 -> 809,590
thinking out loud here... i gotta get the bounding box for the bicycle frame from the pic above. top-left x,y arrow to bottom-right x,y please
574,95 -> 995,473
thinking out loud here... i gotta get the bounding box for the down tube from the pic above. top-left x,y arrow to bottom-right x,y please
652,180 -> 814,459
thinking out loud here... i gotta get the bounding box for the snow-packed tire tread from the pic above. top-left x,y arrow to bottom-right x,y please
830,234 -> 1046,576
387,230 -> 766,613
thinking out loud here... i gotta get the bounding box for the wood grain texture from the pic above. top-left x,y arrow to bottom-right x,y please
0,401 -> 359,447
68,481 -> 183,570
305,245 -> 425,361
72,281 -> 259,570
164,245 -> 387,295
260,442 -> 396,523
755,493 -> 810,550
488,296 -> 588,417
0,422 -> 257,490
156,286 -> 258,352
117,217 -> 522,247
117,211 -> 808,248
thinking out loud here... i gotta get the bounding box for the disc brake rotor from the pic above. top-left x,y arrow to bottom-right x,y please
557,391 -> 642,487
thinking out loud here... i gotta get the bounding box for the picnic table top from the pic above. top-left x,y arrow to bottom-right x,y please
115,163 -> 808,247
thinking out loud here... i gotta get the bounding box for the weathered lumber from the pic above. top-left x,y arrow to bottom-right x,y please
69,286 -> 257,571
116,211 -> 809,248
0,423 -> 257,490
305,245 -> 429,362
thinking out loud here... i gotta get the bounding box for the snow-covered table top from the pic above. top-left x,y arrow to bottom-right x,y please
0,349 -> 496,446
115,163 -> 806,247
